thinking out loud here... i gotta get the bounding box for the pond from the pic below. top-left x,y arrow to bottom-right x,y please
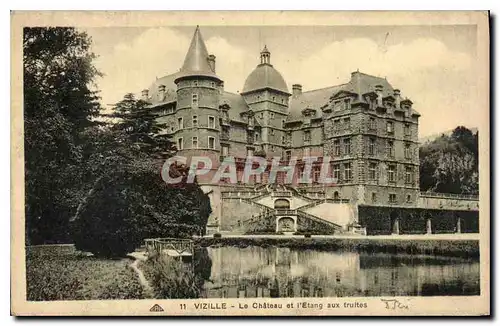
199,246 -> 480,298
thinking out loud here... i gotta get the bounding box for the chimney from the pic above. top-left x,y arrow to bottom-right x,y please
208,54 -> 216,73
292,84 -> 302,97
375,84 -> 383,107
141,89 -> 149,101
393,89 -> 401,108
158,84 -> 166,101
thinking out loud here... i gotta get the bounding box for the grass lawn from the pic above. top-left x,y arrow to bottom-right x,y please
26,245 -> 144,301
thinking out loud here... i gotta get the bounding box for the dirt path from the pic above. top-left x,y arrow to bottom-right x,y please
129,252 -> 155,299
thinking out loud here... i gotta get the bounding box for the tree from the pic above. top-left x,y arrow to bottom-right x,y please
419,126 -> 479,194
70,94 -> 211,257
23,27 -> 102,244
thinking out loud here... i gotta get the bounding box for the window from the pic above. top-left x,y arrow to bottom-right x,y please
177,117 -> 184,129
406,194 -> 412,203
344,98 -> 351,110
303,147 -> 310,157
404,123 -> 411,136
285,150 -> 292,161
282,119 -> 286,128
343,138 -> 351,155
304,130 -> 311,142
389,194 -> 397,203
177,137 -> 184,150
334,191 -> 340,200
208,137 -> 215,149
270,112 -> 275,119
333,164 -> 340,181
272,96 -> 276,101
369,162 -> 377,180
270,129 -> 275,136
192,115 -> 198,127
248,116 -> 254,127
193,80 -> 198,87
192,136 -> 198,148
333,119 -> 340,130
369,117 -> 376,130
386,140 -> 394,158
405,166 -> 413,184
260,112 -> 264,119
386,121 -> 394,134
210,82 -> 215,88
255,132 -> 260,142
247,148 -> 254,157
371,192 -> 377,203
334,139 -> 341,156
405,143 -> 411,159
343,117 -> 351,130
208,116 -> 216,129
221,145 -> 229,157
192,93 -> 198,107
344,163 -> 352,181
369,138 -> 376,155
388,165 -> 396,183
281,136 -> 285,144
313,167 -> 321,183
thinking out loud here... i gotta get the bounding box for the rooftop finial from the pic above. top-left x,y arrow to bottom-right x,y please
260,45 -> 271,64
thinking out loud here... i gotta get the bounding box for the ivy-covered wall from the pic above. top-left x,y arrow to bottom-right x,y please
358,205 -> 479,235
296,216 -> 337,234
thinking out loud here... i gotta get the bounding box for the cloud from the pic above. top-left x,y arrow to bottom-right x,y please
92,28 -> 477,137
92,27 -> 190,108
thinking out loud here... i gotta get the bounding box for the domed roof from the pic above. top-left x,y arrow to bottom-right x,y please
242,46 -> 289,94
242,64 -> 289,94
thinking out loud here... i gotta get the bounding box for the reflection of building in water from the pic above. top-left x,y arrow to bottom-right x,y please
201,247 -> 480,298
202,246 -> 360,298
357,253 -> 480,296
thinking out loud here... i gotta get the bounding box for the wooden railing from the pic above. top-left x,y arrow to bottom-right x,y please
144,238 -> 194,255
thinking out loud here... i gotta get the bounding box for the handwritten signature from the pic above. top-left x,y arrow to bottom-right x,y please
380,299 -> 410,310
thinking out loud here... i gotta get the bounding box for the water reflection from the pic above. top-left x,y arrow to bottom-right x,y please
201,246 -> 479,298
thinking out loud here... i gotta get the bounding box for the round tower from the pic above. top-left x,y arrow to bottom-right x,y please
174,26 -> 223,172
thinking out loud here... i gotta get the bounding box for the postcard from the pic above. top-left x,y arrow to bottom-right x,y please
11,10 -> 490,316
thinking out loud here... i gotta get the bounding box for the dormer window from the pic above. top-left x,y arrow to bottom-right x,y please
344,98 -> 351,110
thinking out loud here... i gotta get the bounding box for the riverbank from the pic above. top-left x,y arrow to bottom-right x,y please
195,235 -> 480,258
26,245 -> 144,300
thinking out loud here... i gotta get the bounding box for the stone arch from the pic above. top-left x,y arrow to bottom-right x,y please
276,216 -> 297,233
274,198 -> 291,210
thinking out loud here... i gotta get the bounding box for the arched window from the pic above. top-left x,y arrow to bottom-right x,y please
333,191 -> 340,200
274,199 -> 290,210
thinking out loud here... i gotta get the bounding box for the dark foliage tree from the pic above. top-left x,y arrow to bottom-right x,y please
419,126 -> 479,194
23,27 -> 102,244
71,94 -> 211,257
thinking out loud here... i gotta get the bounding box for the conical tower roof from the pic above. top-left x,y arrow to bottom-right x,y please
175,26 -> 220,82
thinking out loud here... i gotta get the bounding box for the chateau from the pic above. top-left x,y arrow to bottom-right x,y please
143,26 -> 479,235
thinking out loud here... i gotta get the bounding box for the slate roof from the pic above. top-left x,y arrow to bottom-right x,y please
242,63 -> 289,94
287,84 -> 346,122
176,25 -> 219,81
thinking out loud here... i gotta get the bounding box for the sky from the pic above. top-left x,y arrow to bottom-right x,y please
85,24 -> 479,137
